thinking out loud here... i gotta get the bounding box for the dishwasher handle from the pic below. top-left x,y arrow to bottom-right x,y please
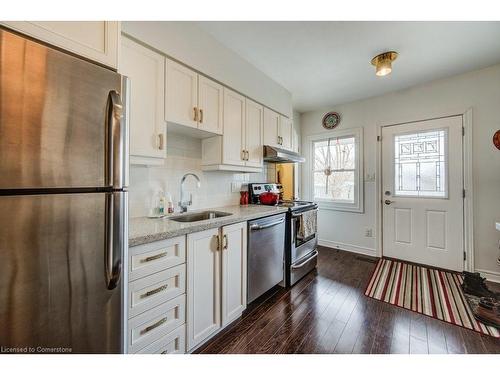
250,217 -> 284,231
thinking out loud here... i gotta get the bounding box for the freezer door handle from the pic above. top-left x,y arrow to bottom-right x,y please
105,193 -> 123,290
106,90 -> 125,189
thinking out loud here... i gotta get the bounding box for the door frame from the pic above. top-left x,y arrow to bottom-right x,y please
375,108 -> 474,272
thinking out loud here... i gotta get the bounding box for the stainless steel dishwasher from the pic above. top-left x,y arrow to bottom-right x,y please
247,213 -> 286,304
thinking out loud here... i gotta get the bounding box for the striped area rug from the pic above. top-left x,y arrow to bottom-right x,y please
365,258 -> 499,338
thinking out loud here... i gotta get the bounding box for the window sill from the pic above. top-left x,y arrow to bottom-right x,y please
316,201 -> 364,213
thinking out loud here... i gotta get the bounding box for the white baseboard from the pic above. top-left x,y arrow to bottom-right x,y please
318,239 -> 378,258
475,268 -> 500,284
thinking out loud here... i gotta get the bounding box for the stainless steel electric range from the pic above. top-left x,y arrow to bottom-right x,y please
248,183 -> 318,288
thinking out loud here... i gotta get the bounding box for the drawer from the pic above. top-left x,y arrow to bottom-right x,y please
128,294 -> 186,353
136,325 -> 186,354
129,236 -> 185,281
129,264 -> 186,318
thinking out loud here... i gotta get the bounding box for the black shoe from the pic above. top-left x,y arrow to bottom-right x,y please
461,272 -> 500,299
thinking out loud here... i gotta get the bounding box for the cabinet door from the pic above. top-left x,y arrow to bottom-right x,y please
222,88 -> 246,166
292,127 -> 300,153
245,99 -> 264,168
221,222 -> 247,327
121,37 -> 166,160
165,59 -> 198,129
263,108 -> 280,148
1,21 -> 119,68
198,75 -> 223,135
279,116 -> 293,151
186,228 -> 221,350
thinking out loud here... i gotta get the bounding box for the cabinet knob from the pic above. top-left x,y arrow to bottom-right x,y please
158,134 -> 165,150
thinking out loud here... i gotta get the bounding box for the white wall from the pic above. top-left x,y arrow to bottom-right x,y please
122,21 -> 292,117
301,63 -> 500,278
129,133 -> 272,218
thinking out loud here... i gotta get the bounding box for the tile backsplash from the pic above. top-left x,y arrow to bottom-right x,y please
129,133 -> 275,218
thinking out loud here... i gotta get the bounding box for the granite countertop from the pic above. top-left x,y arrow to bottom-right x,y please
129,204 -> 288,247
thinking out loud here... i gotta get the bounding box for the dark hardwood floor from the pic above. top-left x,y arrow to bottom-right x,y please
195,246 -> 500,354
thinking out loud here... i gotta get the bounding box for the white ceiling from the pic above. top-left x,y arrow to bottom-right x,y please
196,21 -> 500,113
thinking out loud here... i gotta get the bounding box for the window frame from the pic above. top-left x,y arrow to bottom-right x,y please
306,127 -> 364,213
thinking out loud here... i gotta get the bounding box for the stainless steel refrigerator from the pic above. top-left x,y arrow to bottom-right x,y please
0,28 -> 128,353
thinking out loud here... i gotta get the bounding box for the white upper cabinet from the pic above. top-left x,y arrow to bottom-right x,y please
120,37 -> 166,163
279,115 -> 293,151
263,108 -> 280,148
263,109 -> 293,151
165,59 -> 198,129
245,99 -> 264,168
201,91 -> 264,172
198,75 -> 224,135
292,126 -> 300,153
1,21 -> 119,69
165,59 -> 223,136
222,88 -> 246,167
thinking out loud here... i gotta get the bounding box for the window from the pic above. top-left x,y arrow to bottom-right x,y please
307,128 -> 363,212
394,129 -> 447,198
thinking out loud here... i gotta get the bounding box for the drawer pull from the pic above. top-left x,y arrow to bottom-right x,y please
141,317 -> 168,335
141,252 -> 167,263
141,284 -> 169,299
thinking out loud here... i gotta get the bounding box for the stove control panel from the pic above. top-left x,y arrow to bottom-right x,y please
248,183 -> 283,204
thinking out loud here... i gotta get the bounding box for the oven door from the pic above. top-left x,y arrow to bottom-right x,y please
290,209 -> 318,264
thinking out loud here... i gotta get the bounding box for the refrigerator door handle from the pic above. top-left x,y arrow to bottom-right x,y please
106,90 -> 124,189
105,192 -> 123,290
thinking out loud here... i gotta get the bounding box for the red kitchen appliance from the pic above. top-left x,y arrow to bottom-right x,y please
259,191 -> 279,205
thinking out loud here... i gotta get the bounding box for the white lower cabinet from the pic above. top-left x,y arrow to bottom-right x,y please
128,295 -> 186,353
186,228 -> 221,350
221,222 -> 248,326
137,325 -> 186,354
127,235 -> 187,354
186,222 -> 247,351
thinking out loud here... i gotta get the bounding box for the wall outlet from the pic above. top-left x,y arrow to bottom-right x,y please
231,182 -> 242,193
364,228 -> 373,237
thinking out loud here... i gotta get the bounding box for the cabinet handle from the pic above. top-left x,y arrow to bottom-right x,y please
158,133 -> 165,150
141,251 -> 167,263
241,150 -> 245,161
245,150 -> 249,161
223,234 -> 228,250
199,108 -> 204,123
140,317 -> 168,335
140,284 -> 169,299
214,235 -> 221,251
193,107 -> 198,122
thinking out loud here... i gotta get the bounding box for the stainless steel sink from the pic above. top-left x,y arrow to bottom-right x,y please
169,211 -> 232,223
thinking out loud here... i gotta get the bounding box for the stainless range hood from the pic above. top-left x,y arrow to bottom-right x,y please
263,145 -> 305,163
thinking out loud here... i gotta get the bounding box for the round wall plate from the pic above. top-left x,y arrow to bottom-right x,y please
322,112 -> 341,130
494,130 -> 500,150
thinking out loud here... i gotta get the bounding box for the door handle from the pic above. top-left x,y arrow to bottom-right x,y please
250,218 -> 284,231
384,199 -> 395,205
104,192 -> 124,290
106,90 -> 124,189
291,250 -> 318,269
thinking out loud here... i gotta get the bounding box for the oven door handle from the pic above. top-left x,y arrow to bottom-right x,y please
291,208 -> 318,218
291,250 -> 318,269
250,217 -> 284,231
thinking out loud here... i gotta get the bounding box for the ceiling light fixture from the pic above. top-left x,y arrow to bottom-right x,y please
371,51 -> 398,77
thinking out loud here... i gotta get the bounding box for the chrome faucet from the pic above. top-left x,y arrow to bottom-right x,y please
179,173 -> 201,213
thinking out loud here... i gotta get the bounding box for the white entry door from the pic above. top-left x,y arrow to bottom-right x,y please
382,116 -> 464,271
